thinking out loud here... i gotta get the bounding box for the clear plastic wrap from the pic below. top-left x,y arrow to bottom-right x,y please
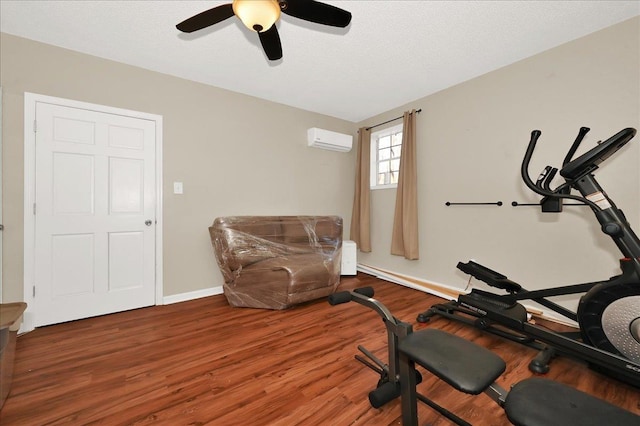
209,216 -> 343,309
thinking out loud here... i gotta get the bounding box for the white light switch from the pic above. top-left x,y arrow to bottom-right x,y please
173,182 -> 183,194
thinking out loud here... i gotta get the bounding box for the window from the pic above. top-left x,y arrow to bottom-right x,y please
370,123 -> 403,189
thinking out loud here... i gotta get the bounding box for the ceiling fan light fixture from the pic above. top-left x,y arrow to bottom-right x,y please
176,0 -> 351,60
232,0 -> 281,33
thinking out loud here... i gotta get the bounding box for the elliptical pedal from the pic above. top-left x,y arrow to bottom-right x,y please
462,290 -> 516,310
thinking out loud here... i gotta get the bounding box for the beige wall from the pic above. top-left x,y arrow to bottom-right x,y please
357,17 -> 640,317
2,17 -> 639,319
0,33 -> 357,301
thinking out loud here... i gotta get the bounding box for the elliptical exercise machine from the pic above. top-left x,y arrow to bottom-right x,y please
417,127 -> 640,388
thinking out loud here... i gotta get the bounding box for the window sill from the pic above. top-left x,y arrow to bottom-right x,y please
371,184 -> 398,191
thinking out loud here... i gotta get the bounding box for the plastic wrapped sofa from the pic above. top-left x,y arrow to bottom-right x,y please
209,216 -> 343,309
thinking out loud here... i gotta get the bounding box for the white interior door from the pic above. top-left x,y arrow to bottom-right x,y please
33,101 -> 157,326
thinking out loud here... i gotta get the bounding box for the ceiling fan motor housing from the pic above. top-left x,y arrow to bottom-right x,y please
232,0 -> 281,33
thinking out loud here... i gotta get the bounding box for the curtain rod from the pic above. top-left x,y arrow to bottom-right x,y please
365,108 -> 422,131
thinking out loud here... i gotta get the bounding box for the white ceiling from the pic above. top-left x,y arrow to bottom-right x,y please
1,1 -> 638,122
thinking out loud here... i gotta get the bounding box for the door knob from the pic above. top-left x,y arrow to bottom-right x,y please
145,220 -> 153,226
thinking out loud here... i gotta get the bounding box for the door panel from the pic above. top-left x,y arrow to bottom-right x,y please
34,102 -> 156,326
52,233 -> 95,296
108,231 -> 144,291
109,157 -> 143,213
52,152 -> 95,214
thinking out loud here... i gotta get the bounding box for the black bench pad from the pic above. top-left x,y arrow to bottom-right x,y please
398,329 -> 506,394
505,377 -> 640,426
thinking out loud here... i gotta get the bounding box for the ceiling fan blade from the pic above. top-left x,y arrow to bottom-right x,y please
258,25 -> 283,61
176,3 -> 235,33
281,0 -> 352,28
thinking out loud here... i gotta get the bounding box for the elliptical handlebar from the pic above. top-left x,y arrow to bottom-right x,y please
521,130 -> 563,200
562,127 -> 590,167
535,166 -> 553,190
521,129 -> 607,211
560,128 -> 636,179
542,167 -> 559,191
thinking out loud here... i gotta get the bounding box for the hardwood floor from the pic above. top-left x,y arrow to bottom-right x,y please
1,273 -> 639,425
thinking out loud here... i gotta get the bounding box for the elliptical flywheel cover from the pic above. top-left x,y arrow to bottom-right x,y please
579,282 -> 640,363
601,296 -> 640,362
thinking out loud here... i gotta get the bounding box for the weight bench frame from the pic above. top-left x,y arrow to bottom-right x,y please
329,288 -> 640,426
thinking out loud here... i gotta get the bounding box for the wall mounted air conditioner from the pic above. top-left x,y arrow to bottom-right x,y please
307,128 -> 353,152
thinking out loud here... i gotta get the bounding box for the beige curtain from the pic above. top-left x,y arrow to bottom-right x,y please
391,110 -> 419,259
350,127 -> 372,252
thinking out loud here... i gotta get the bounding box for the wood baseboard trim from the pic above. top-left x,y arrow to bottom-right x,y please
356,264 -> 462,300
356,263 -> 579,329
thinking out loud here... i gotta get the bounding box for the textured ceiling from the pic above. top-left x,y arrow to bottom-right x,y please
1,1 -> 638,122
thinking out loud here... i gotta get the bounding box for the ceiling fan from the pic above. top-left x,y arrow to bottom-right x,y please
176,0 -> 352,61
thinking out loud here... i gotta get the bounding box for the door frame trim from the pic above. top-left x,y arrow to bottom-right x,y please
22,92 -> 164,332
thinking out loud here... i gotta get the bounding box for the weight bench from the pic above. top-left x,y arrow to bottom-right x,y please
329,288 -> 640,426
399,328 -> 640,426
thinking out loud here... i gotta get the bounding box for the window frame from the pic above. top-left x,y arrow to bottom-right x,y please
370,123 -> 403,190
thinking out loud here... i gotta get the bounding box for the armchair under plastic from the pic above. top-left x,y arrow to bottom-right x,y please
209,216 -> 343,309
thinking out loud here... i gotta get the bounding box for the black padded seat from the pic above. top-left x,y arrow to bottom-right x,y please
398,329 -> 506,394
505,377 -> 640,426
